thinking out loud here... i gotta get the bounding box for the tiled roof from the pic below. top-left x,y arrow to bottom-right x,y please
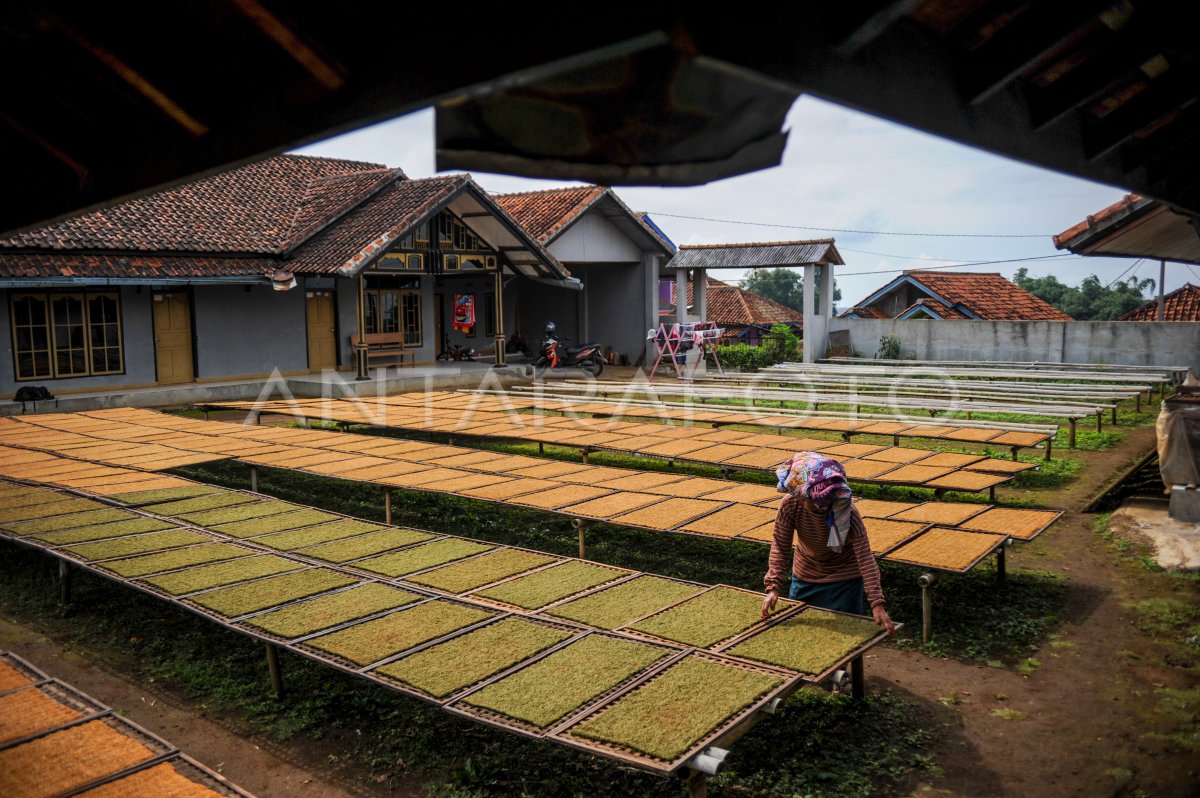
905,271 -> 1073,321
0,154 -> 390,255
0,252 -> 277,279
667,240 -> 843,269
1053,194 -> 1143,248
897,298 -> 971,319
1118,283 -> 1200,321
838,306 -> 887,319
493,186 -> 605,242
684,277 -> 803,327
288,175 -> 467,274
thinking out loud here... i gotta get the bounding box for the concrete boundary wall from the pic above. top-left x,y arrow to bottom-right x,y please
828,318 -> 1200,375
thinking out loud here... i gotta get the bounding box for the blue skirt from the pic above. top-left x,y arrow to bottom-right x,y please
788,574 -> 866,615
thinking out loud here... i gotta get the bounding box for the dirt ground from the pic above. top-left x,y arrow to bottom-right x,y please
2,406 -> 1196,797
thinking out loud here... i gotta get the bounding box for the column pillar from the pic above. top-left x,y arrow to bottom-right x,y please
493,270 -> 506,366
675,269 -> 688,322
802,264 -> 816,362
694,268 -> 708,321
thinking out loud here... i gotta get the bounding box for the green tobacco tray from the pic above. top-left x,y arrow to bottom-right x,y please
471,561 -> 627,610
241,583 -> 425,639
544,576 -> 704,630
371,617 -> 574,700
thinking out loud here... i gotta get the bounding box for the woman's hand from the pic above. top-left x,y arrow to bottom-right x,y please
872,604 -> 896,637
760,589 -> 779,620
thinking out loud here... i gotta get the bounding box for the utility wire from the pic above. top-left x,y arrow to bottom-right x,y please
648,210 -> 1052,238
831,254 -> 1076,278
1104,258 -> 1143,289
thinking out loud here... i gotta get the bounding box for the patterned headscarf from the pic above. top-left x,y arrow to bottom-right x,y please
775,452 -> 854,552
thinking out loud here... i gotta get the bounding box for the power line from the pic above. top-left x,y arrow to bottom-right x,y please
648,210 -> 1052,238
833,254 -> 1077,277
1104,258 -> 1143,289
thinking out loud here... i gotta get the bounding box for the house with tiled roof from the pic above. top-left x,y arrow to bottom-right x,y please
0,154 -> 567,396
1118,283 -> 1200,322
840,271 -> 1073,321
494,186 -> 674,364
674,277 -> 802,344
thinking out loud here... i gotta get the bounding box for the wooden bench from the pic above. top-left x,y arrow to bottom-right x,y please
350,332 -> 414,370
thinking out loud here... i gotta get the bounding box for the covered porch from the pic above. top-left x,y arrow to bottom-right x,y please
661,240 -> 844,362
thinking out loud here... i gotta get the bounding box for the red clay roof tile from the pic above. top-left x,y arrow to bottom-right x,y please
1118,283 -> 1200,321
493,186 -> 605,242
903,271 -> 1073,320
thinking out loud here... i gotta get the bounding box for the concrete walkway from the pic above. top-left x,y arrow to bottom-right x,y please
1112,497 -> 1200,570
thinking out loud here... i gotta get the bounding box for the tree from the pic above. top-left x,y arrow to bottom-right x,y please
1013,268 -> 1154,320
741,268 -> 841,312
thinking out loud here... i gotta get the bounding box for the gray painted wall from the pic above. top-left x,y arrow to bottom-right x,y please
572,262 -> 651,365
1,286 -> 157,397
436,274 -> 497,359
507,278 -> 581,356
829,318 -> 1200,374
550,213 -> 644,262
193,284 -> 309,377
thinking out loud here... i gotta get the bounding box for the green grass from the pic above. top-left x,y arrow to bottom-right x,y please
213,509 -> 341,538
111,485 -> 220,505
251,520 -> 386,551
31,518 -> 173,545
5,508 -> 138,536
463,634 -> 670,729
886,562 -> 1065,663
627,586 -> 770,647
63,529 -> 211,561
1008,456 -> 1082,490
144,492 -> 257,516
570,655 -> 783,761
545,575 -> 704,630
177,499 -> 299,526
472,561 -> 623,609
190,569 -> 357,618
297,528 -> 436,563
305,600 -> 494,665
244,583 -> 423,639
143,555 -> 301,595
725,609 -> 879,673
405,549 -> 558,593
376,618 -> 572,698
354,539 -> 493,578
1127,597 -> 1200,670
102,543 -> 250,577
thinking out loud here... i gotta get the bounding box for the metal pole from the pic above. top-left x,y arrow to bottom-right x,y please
266,644 -> 283,697
1157,259 -> 1166,321
58,560 -> 71,606
918,572 -> 936,645
850,654 -> 865,699
572,518 -> 587,560
384,489 -> 392,525
250,467 -> 258,493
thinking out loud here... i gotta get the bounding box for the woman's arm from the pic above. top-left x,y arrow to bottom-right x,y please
761,496 -> 796,619
848,508 -> 895,635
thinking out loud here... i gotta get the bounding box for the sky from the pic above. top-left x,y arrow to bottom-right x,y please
297,96 -> 1199,310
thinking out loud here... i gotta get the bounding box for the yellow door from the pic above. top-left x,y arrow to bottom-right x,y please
306,291 -> 338,371
153,292 -> 194,384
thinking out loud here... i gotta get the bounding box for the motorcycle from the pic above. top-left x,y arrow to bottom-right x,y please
534,323 -> 605,377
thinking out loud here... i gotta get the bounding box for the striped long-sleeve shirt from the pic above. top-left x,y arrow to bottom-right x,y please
763,495 -> 885,608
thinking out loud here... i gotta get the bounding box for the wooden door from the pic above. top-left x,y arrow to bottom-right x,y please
434,292 -> 444,356
306,291 -> 338,371
153,292 -> 194,384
